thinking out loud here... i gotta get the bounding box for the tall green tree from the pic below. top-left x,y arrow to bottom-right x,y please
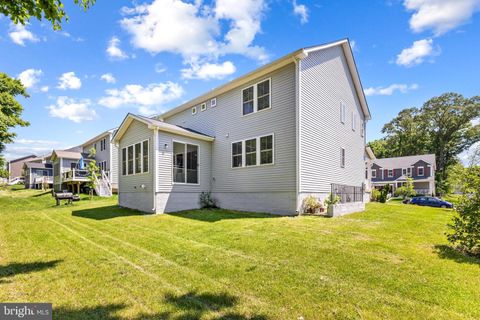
0,0 -> 95,30
0,72 -> 30,153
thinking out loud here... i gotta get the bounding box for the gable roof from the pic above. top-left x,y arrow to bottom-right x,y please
373,154 -> 436,169
24,162 -> 52,169
80,128 -> 118,148
51,150 -> 83,161
157,39 -> 371,121
8,154 -> 37,163
112,113 -> 215,143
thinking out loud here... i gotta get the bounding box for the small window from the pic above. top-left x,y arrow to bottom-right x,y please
192,106 -> 197,115
418,167 -> 424,176
372,170 -> 376,178
242,86 -> 254,115
340,148 -> 345,168
361,121 -> 365,137
245,138 -> 257,166
134,142 -> 142,174
340,102 -> 346,124
127,145 -> 134,175
211,98 -> 217,107
200,103 -> 207,112
352,112 -> 356,131
388,169 -> 393,177
232,141 -> 243,168
122,148 -> 126,175
142,140 -> 149,173
260,135 -> 273,165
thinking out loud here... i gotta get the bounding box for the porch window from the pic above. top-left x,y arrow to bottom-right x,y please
173,141 -> 198,184
122,148 -> 126,175
134,143 -> 142,174
142,140 -> 149,173
127,145 -> 134,175
418,167 -> 424,176
232,142 -> 243,168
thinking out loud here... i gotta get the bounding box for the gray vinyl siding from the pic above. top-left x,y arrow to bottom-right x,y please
83,133 -> 119,187
110,143 -> 119,188
164,63 -> 297,194
118,120 -> 154,212
299,46 -> 366,195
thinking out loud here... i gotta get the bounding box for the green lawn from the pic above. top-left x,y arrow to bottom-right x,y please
0,188 -> 479,319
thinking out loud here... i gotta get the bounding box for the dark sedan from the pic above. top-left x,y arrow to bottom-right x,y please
408,196 -> 453,208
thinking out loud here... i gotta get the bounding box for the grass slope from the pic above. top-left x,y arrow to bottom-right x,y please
0,188 -> 479,319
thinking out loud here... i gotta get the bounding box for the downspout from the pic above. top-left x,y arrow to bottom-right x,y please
152,127 -> 159,213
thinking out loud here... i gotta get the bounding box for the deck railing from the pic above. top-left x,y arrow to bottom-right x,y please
62,169 -> 89,180
331,183 -> 364,203
34,176 -> 53,184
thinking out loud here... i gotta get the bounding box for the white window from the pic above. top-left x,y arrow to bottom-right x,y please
211,98 -> 217,108
232,134 -> 274,168
121,139 -> 149,176
200,103 -> 207,112
402,168 -> 407,175
173,141 -> 198,184
242,78 -> 271,115
372,170 -> 376,178
352,112 -> 356,131
361,121 -> 365,137
340,148 -> 345,168
388,169 -> 393,177
340,102 -> 346,124
192,106 -> 197,115
407,167 -> 411,176
418,167 -> 424,176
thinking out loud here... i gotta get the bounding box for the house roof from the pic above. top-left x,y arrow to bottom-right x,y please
24,162 -> 52,169
8,154 -> 37,163
373,154 -> 436,169
157,39 -> 371,121
51,150 -> 83,160
80,128 -> 118,148
112,113 -> 215,143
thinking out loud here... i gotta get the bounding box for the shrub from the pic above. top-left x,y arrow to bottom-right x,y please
371,188 -> 380,202
396,177 -> 416,199
302,195 -> 323,214
447,167 -> 480,256
199,191 -> 217,209
324,193 -> 340,207
378,184 -> 391,203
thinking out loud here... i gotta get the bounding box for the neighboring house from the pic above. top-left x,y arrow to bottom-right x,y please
364,146 -> 376,201
113,39 -> 371,216
51,148 -> 89,193
7,154 -> 37,183
80,128 -> 119,192
23,160 -> 53,189
369,154 -> 436,195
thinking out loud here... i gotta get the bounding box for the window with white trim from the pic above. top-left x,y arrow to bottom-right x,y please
242,79 -> 270,115
372,170 -> 376,178
402,168 -> 407,175
211,98 -> 217,107
121,139 -> 149,176
340,102 -> 346,123
388,169 -> 393,177
418,167 -> 424,176
361,121 -> 365,137
192,106 -> 197,115
200,103 -> 207,112
340,148 -> 345,168
407,167 -> 411,176
232,134 -> 274,168
173,141 -> 198,184
352,112 -> 356,131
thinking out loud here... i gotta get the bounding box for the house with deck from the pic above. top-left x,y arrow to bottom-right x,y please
112,39 -> 372,216
23,156 -> 53,189
6,154 -> 37,184
370,154 -> 436,195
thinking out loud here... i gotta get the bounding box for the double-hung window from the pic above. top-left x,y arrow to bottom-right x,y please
407,167 -> 411,176
418,167 -> 424,176
388,169 -> 393,177
402,168 -> 407,175
173,141 -> 198,184
232,134 -> 274,168
371,170 -> 376,178
242,79 -> 270,115
340,102 -> 346,123
121,139 -> 149,176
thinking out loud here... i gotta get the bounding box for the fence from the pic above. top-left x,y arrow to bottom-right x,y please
331,183 -> 364,203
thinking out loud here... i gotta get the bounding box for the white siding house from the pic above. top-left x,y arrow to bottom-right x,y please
113,39 -> 371,216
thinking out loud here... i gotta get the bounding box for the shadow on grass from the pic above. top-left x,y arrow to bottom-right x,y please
434,245 -> 480,266
53,303 -> 171,320
72,205 -> 147,220
168,208 -> 278,223
0,260 -> 62,282
164,291 -> 268,319
31,191 -> 52,197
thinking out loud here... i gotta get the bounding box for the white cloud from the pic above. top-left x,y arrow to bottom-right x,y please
57,72 -> 82,90
40,86 -> 49,92
98,82 -> 184,115
8,24 -> 39,46
17,69 -> 42,88
106,36 -> 130,60
396,38 -> 438,66
15,138 -> 62,146
47,96 -> 96,123
155,63 -> 167,73
181,61 -> 236,80
404,0 -> 480,36
120,0 -> 268,66
293,0 -> 309,24
364,83 -> 419,96
100,73 -> 116,84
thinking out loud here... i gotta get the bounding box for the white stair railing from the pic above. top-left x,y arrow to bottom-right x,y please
92,170 -> 112,197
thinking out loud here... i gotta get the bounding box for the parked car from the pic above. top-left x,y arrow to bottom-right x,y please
408,196 -> 453,208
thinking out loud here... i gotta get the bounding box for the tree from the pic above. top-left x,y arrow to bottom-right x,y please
0,73 -> 30,154
0,155 -> 8,178
396,177 -> 416,199
447,165 -> 480,256
368,139 -> 390,158
0,0 -> 96,30
86,148 -> 98,199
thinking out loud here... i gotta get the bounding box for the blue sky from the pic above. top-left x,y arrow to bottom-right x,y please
1,0 -> 479,160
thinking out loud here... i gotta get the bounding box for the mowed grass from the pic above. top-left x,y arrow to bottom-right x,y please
0,188 -> 479,319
